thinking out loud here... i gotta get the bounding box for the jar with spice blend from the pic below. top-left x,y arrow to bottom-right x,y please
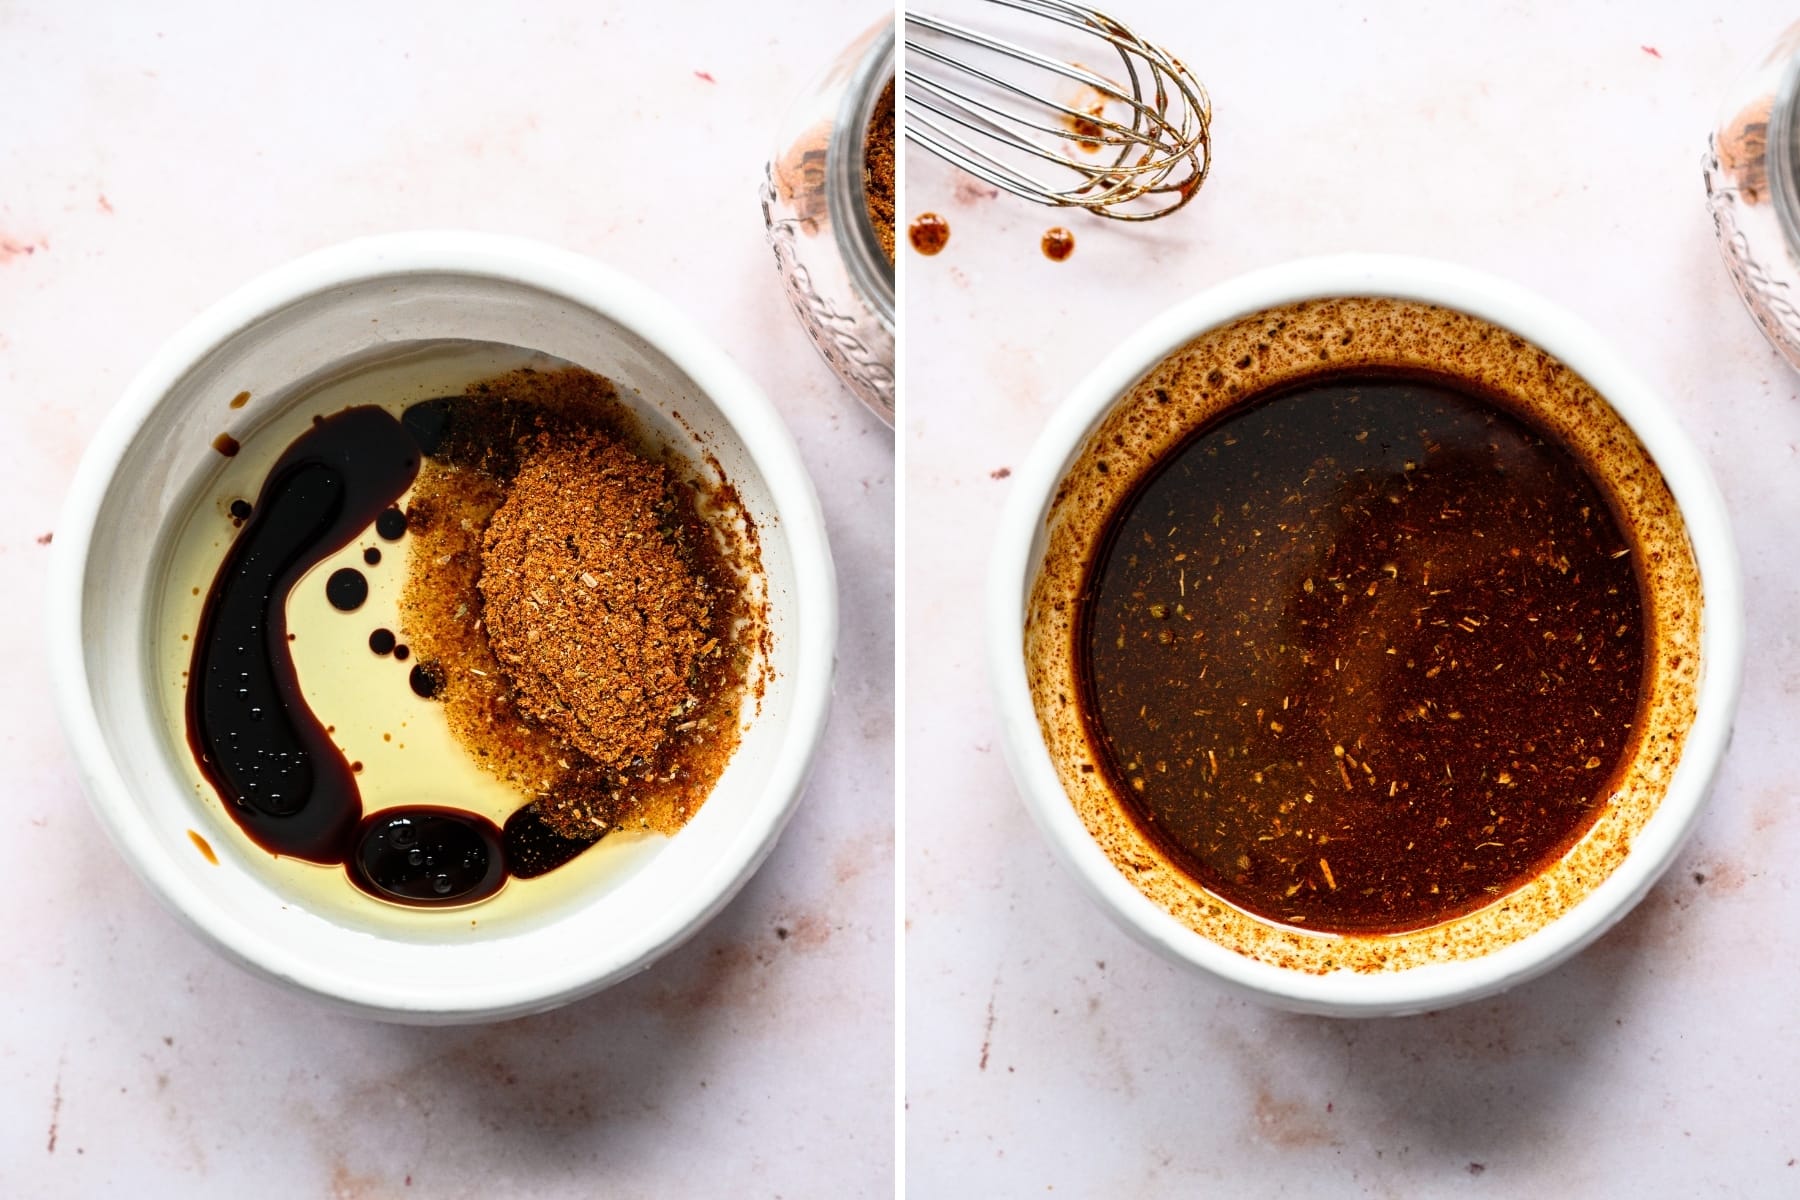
1706,20 -> 1800,369
761,17 -> 895,424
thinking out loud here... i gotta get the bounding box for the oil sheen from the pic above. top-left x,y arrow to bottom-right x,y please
155,343 -> 663,937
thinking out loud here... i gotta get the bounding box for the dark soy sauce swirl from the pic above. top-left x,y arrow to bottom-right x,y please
187,406 -> 416,862
187,401 -> 611,906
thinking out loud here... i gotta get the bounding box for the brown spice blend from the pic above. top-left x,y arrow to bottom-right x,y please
479,430 -> 714,771
864,78 -> 896,263
398,368 -> 756,842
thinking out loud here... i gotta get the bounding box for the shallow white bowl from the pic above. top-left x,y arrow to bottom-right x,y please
988,254 -> 1744,1016
50,232 -> 837,1023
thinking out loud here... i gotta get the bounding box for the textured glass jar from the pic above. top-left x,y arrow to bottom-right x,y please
1705,21 -> 1800,370
761,18 -> 895,424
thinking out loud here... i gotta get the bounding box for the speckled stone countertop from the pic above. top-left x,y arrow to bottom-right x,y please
906,2 -> 1800,1194
0,4 -> 893,1196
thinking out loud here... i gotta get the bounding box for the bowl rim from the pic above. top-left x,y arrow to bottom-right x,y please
48,230 -> 839,1021
986,253 -> 1744,1016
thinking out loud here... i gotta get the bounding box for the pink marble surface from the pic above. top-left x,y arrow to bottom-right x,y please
906,2 -> 1800,1195
0,4 -> 892,1197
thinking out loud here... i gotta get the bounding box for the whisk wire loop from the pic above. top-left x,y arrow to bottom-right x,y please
903,1 -> 1211,220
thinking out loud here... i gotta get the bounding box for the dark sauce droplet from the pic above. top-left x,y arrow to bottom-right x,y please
363,546 -> 381,566
1077,373 -> 1647,934
1042,227 -> 1075,262
409,662 -> 442,698
503,806 -> 600,878
369,628 -> 396,656
401,398 -> 454,456
212,432 -> 241,457
393,644 -> 410,662
187,406 -> 419,862
228,499 -> 253,521
909,212 -> 950,256
350,807 -> 505,906
376,507 -> 408,540
326,567 -> 369,612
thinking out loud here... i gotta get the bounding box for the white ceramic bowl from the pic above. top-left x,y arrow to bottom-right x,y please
50,232 -> 837,1023
988,254 -> 1744,1016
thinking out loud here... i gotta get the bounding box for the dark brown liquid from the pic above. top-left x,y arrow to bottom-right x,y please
350,806 -> 505,906
326,567 -> 368,611
1077,372 -> 1647,934
187,406 -> 415,863
186,401 -> 611,906
502,806 -> 597,878
1042,227 -> 1075,261
409,662 -> 442,698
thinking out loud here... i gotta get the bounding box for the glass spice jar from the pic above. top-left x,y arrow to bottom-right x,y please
1705,20 -> 1800,370
761,17 -> 896,424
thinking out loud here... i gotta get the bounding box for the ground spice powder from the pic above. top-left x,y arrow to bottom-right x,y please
864,78 -> 896,263
398,367 -> 755,843
480,431 -> 714,771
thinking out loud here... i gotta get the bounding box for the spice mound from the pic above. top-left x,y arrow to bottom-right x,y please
480,431 -> 714,770
864,78 -> 897,263
400,367 -> 756,846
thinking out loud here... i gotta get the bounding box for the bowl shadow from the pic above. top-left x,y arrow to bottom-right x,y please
1269,879 -> 1674,1160
343,860 -> 809,1165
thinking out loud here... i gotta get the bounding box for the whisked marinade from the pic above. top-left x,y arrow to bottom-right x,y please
1077,371 -> 1648,934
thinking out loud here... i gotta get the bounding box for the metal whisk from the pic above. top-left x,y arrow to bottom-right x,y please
904,0 -> 1211,221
